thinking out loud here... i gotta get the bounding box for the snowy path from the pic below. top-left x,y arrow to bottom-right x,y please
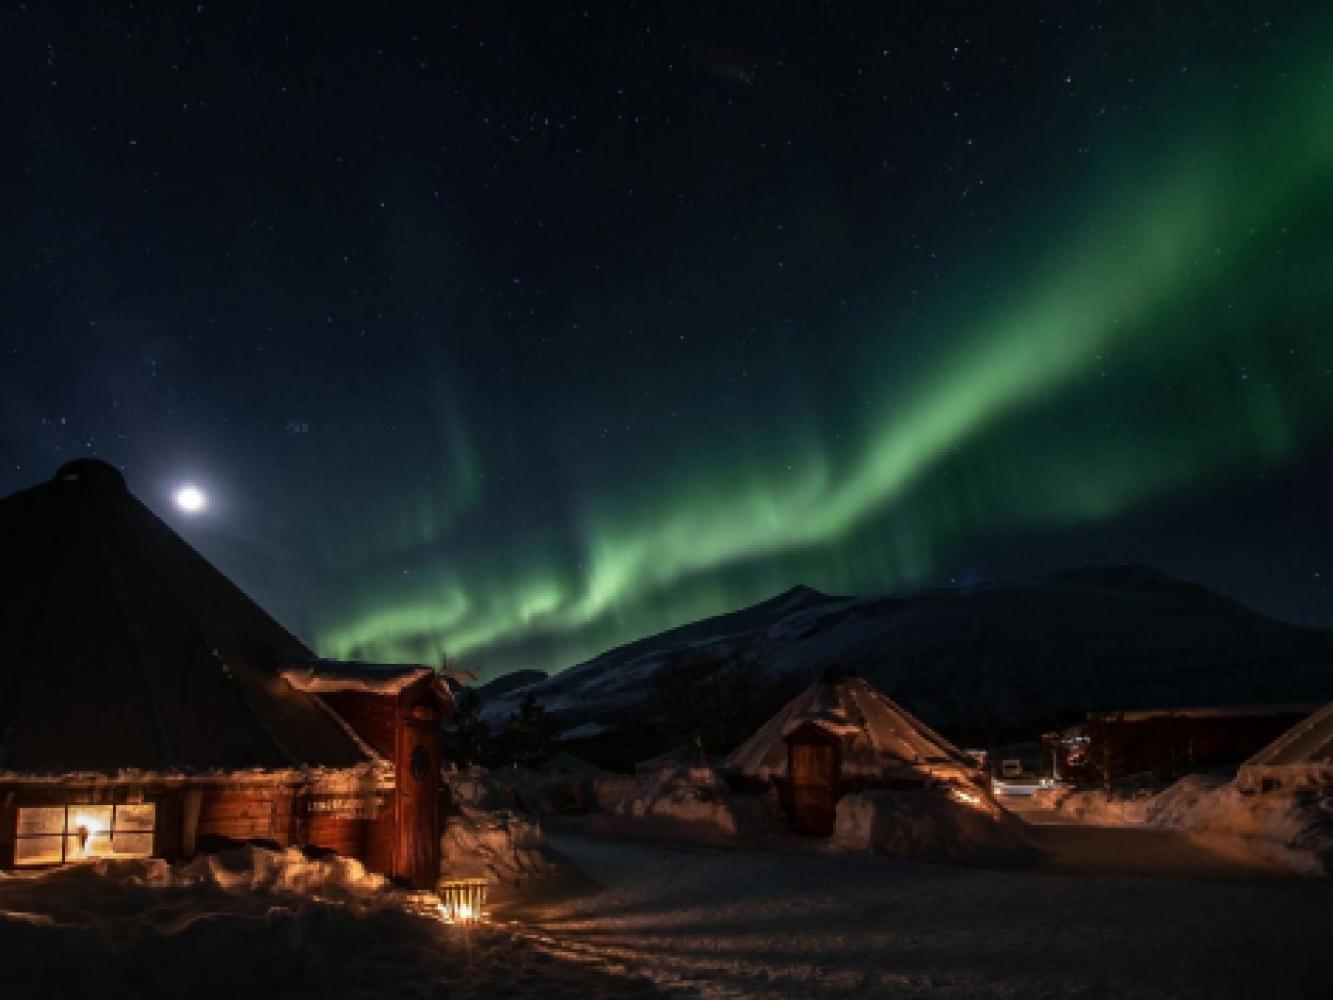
520,827 -> 1331,999
1001,799 -> 1274,879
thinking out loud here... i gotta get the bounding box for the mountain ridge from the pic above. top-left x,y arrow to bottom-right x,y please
478,566 -> 1333,764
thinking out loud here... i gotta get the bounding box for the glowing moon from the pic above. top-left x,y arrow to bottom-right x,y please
174,485 -> 208,513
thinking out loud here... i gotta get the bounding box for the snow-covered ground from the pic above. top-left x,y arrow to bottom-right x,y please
3,815 -> 1328,999
520,822 -> 1331,999
1030,776 -> 1332,875
0,845 -> 660,999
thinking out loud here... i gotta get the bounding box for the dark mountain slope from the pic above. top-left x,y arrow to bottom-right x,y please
480,567 -> 1333,760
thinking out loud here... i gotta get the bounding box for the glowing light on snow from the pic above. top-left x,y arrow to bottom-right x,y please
437,901 -> 479,924
174,484 -> 208,513
949,787 -> 984,809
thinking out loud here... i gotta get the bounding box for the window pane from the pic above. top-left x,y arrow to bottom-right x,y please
110,832 -> 153,857
115,803 -> 155,831
66,807 -> 114,861
15,803 -> 156,864
14,835 -> 63,865
66,831 -> 113,859
17,806 -> 65,837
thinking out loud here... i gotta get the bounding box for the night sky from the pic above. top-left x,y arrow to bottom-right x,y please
5,4 -> 1333,679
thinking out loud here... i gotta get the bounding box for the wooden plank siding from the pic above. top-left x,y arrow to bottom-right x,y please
319,691 -> 398,758
196,787 -> 297,845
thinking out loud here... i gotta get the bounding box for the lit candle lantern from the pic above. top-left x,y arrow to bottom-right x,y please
437,877 -> 488,924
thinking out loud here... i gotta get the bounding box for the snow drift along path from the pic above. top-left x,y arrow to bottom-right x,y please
527,827 -> 1331,999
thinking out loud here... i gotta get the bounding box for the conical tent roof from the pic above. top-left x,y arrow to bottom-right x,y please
726,669 -> 980,785
0,459 -> 374,777
1238,700 -> 1333,791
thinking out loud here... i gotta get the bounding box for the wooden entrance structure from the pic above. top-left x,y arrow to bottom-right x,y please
295,667 -> 449,888
782,722 -> 842,835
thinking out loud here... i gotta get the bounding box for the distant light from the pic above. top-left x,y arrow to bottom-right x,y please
174,485 -> 207,513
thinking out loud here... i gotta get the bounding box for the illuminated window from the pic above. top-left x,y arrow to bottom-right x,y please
14,803 -> 155,866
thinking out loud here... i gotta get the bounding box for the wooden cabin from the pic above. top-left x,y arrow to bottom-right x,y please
0,459 -> 450,887
1068,703 -> 1323,785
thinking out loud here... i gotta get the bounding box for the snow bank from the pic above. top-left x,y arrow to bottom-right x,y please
609,766 -> 781,844
1152,779 -> 1332,876
1038,776 -> 1332,875
447,766 -> 528,811
440,803 -> 573,891
182,843 -> 390,896
449,758 -> 612,816
833,787 -> 1034,861
1031,785 -> 1159,825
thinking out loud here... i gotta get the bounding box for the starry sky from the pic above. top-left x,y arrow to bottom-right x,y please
4,3 -> 1333,679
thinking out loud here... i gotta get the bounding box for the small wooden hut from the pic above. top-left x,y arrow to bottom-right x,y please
726,667 -> 983,834
0,459 -> 450,887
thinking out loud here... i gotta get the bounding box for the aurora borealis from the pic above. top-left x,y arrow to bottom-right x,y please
4,5 -> 1333,678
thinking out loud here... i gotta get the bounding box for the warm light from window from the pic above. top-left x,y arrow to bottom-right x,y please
14,803 -> 155,866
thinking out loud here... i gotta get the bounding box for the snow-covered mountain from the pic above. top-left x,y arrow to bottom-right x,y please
479,567 -> 1333,754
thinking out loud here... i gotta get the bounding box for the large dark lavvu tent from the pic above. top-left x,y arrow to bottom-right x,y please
0,459 -> 449,886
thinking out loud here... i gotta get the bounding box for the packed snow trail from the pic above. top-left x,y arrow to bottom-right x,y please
525,827 -> 1330,999
1002,798 -> 1286,879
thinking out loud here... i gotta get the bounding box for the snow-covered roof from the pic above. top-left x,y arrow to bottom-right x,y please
280,661 -> 439,696
0,460 -> 377,777
726,670 -> 981,785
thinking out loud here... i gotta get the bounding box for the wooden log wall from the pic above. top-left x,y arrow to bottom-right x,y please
195,786 -> 296,845
0,781 -> 395,876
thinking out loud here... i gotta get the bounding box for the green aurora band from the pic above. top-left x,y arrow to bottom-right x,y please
312,55 -> 1333,675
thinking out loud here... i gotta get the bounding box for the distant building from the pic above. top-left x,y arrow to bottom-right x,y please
0,460 -> 450,886
1048,703 -> 1322,785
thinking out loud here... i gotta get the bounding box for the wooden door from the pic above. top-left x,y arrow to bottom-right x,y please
788,741 -> 837,834
394,710 -> 441,888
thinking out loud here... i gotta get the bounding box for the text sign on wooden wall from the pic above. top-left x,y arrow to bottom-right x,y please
301,792 -> 387,820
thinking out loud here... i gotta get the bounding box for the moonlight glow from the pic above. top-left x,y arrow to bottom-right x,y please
174,485 -> 207,514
